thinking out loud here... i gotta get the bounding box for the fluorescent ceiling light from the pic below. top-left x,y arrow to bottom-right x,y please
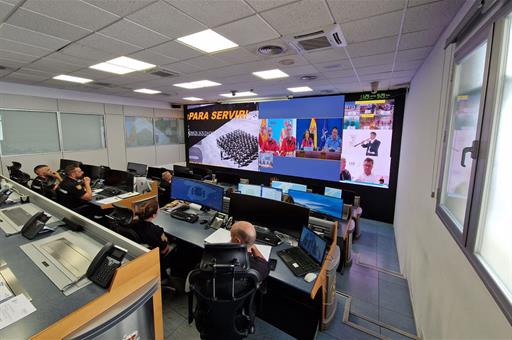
183,97 -> 203,101
287,86 -> 313,93
252,69 -> 289,80
177,29 -> 238,53
89,56 -> 155,75
53,74 -> 93,84
173,80 -> 221,89
220,91 -> 257,98
134,88 -> 161,94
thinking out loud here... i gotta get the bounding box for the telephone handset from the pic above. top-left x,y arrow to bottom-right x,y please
0,189 -> 12,204
208,212 -> 233,230
86,242 -> 127,288
21,211 -> 51,240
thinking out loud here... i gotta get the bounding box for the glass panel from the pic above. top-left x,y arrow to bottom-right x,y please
475,19 -> 512,304
440,41 -> 487,232
125,116 -> 154,147
61,113 -> 105,151
177,119 -> 185,144
154,117 -> 178,145
0,110 -> 60,155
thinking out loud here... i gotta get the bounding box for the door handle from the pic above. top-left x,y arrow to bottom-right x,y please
460,140 -> 479,167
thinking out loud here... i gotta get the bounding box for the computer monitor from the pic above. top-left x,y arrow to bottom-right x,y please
299,226 -> 327,264
127,162 -> 147,176
81,164 -> 107,180
60,159 -> 82,170
170,177 -> 224,211
228,193 -> 309,238
324,187 -> 342,199
214,171 -> 240,184
270,180 -> 307,194
238,183 -> 261,197
132,195 -> 158,215
261,186 -> 282,201
287,190 -> 343,220
173,165 -> 202,180
146,167 -> 166,180
104,169 -> 134,190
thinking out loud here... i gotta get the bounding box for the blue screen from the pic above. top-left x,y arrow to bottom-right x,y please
324,187 -> 342,199
287,189 -> 343,219
261,186 -> 282,201
299,226 -> 327,264
238,183 -> 261,197
271,181 -> 307,194
171,177 -> 224,211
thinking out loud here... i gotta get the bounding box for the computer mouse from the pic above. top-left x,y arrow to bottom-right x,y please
304,273 -> 317,283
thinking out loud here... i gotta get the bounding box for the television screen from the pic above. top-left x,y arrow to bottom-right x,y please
238,183 -> 261,197
287,189 -> 343,220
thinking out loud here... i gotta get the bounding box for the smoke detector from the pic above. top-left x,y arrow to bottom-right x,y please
257,45 -> 286,56
278,58 -> 295,66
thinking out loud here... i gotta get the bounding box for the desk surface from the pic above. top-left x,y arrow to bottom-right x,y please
153,209 -> 314,294
0,227 -> 104,339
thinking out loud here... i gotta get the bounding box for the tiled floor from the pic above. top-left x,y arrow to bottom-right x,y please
163,218 -> 417,339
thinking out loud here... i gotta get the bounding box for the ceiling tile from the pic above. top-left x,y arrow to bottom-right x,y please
68,68 -> 114,80
166,0 -> 254,27
186,55 -> 229,71
7,8 -> 91,41
392,70 -> 416,79
394,59 -> 423,71
403,0 -> 464,33
356,64 -> 393,75
0,49 -> 40,63
321,68 -> 355,79
127,1 -> 207,39
97,72 -> 159,86
212,48 -> 261,65
129,50 -> 177,66
341,10 -> 402,43
58,44 -> 115,63
4,69 -> 51,82
399,28 -> 443,50
99,19 -> 169,49
0,24 -> 70,50
82,0 -> 156,17
28,57 -> 84,73
245,0 -> 297,12
150,41 -> 203,60
0,38 -> 51,58
303,48 -> 348,64
78,33 -> 142,55
397,47 -> 431,61
408,0 -> 438,7
216,15 -> 280,46
359,72 -> 394,81
314,59 -> 353,71
260,0 -> 333,36
0,1 -> 14,22
22,0 -> 119,30
352,52 -> 394,68
161,61 -> 203,74
1,0 -> 23,5
346,35 -> 398,58
327,0 -> 404,24
0,57 -> 27,69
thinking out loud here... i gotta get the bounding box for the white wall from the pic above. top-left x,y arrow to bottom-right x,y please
0,84 -> 185,175
395,1 -> 512,338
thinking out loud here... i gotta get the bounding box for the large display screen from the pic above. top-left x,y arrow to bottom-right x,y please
186,94 -> 396,188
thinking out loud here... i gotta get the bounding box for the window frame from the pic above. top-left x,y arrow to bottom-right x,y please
59,112 -> 106,152
124,115 -> 155,148
153,117 -> 180,145
437,12 -> 512,324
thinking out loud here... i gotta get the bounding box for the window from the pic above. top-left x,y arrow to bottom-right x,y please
60,113 -> 105,151
438,7 -> 512,322
177,119 -> 185,144
154,117 -> 178,145
0,109 -> 60,155
125,116 -> 154,147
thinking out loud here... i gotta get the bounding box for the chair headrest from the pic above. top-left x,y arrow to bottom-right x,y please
200,243 -> 250,271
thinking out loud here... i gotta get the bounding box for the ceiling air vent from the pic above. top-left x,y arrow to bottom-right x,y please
287,24 -> 347,53
147,68 -> 179,78
92,82 -> 114,87
257,45 -> 285,56
299,75 -> 318,81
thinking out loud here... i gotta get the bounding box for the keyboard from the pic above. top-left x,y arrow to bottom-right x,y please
278,247 -> 319,277
95,187 -> 122,197
254,225 -> 281,246
171,210 -> 199,223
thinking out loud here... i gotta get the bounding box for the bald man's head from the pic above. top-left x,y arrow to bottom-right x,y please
230,221 -> 256,247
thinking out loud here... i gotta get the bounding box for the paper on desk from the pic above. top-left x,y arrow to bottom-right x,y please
204,229 -> 272,261
0,295 -> 36,330
96,196 -> 122,204
0,281 -> 13,302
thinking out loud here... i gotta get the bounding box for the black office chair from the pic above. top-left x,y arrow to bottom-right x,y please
105,203 -> 140,241
187,244 -> 261,340
7,162 -> 31,187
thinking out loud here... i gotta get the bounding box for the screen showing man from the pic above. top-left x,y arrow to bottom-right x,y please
280,124 -> 296,156
323,127 -> 341,152
261,126 -> 279,154
355,158 -> 380,184
339,156 -> 351,181
361,132 -> 381,156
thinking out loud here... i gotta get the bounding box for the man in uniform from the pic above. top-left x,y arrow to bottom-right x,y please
31,164 -> 62,200
57,163 -> 93,210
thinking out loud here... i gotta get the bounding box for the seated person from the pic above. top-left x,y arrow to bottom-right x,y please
132,199 -> 172,279
158,171 -> 173,207
300,130 -> 314,150
57,164 -> 92,209
230,221 -> 270,281
280,126 -> 296,156
31,164 -> 62,200
323,127 -> 341,152
261,127 -> 279,154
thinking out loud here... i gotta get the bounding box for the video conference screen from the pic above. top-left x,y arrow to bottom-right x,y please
186,94 -> 396,188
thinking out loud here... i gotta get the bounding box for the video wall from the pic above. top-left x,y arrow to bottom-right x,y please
185,95 -> 396,188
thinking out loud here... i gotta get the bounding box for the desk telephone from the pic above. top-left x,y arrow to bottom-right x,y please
86,242 -> 127,288
208,212 -> 232,230
21,211 -> 51,239
0,189 -> 13,204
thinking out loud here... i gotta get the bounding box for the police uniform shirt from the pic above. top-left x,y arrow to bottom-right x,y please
58,177 -> 86,209
31,176 -> 56,197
